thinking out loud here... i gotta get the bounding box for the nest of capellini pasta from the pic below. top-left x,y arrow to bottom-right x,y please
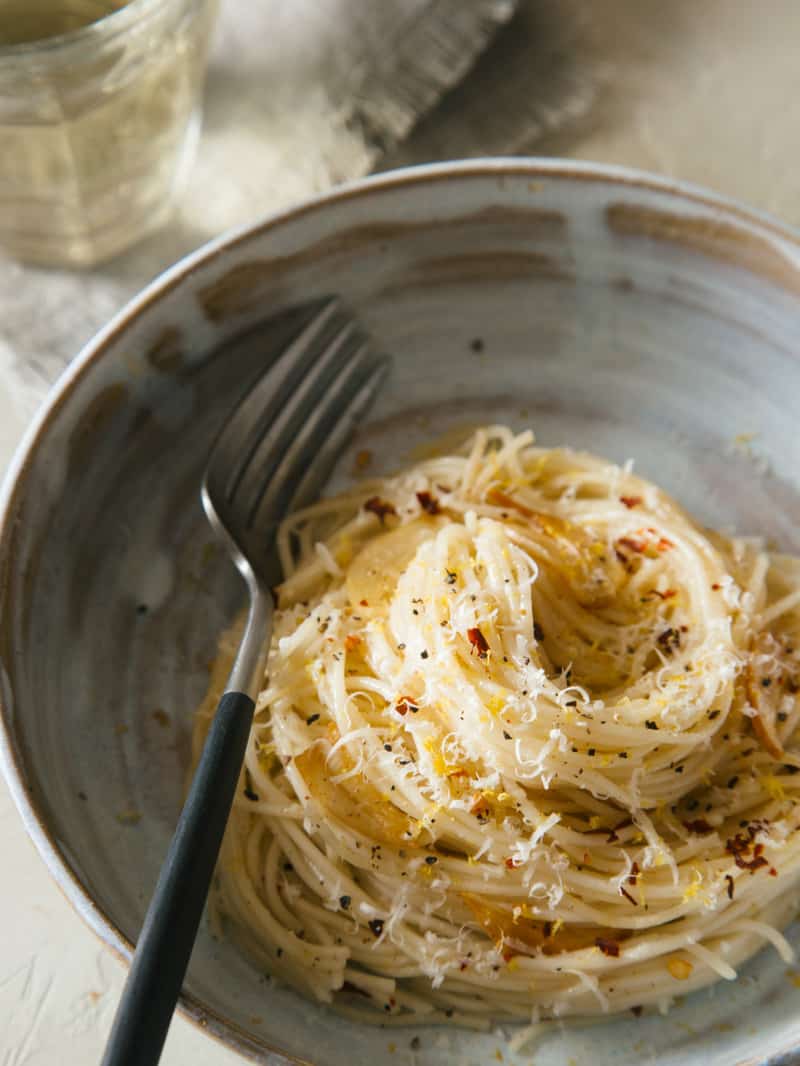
195,427 -> 800,1029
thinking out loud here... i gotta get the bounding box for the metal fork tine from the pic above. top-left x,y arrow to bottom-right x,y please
234,319 -> 367,518
203,299 -> 390,588
283,358 -> 390,518
207,296 -> 342,503
246,341 -> 369,526
251,352 -> 389,533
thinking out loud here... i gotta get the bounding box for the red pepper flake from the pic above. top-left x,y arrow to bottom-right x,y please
724,874 -> 734,900
620,495 -> 643,509
618,536 -> 646,554
344,634 -> 362,652
395,696 -> 419,716
619,885 -> 638,906
416,491 -> 440,515
725,825 -> 770,873
359,599 -> 369,607
467,627 -> 490,658
504,857 -> 521,869
459,961 -> 468,971
769,867 -> 778,877
683,819 -> 713,835
652,588 -> 677,600
595,937 -> 620,957
619,529 -> 673,555
364,497 -> 396,522
711,583 -> 722,591
628,861 -> 640,885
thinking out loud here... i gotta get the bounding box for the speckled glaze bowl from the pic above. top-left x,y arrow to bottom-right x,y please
2,160 -> 800,1066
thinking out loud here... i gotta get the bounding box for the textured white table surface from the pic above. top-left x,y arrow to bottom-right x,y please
2,1 -> 800,1063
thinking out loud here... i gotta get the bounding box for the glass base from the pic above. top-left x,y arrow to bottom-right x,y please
0,108 -> 202,268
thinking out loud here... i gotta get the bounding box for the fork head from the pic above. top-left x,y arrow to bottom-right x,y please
202,297 -> 389,591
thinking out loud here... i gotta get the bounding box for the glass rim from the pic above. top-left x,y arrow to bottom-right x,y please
0,0 -> 205,60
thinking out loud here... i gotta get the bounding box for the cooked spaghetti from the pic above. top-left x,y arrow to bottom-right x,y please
195,426 -> 800,1028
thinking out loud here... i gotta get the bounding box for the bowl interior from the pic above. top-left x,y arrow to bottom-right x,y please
3,163 -> 800,1066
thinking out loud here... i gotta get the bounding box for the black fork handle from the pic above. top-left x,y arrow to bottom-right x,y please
101,690 -> 255,1066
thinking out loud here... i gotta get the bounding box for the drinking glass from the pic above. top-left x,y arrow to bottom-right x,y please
0,0 -> 218,266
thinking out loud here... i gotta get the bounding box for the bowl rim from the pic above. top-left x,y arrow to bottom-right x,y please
1,156 -> 800,1066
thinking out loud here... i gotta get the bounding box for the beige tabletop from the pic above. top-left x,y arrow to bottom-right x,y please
2,1 -> 799,1063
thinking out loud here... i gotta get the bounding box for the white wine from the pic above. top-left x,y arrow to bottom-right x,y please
0,0 -> 217,266
0,0 -> 130,46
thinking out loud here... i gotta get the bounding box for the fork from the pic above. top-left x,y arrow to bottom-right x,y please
101,297 -> 388,1066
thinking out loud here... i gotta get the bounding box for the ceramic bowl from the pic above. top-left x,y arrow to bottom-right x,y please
2,160 -> 800,1066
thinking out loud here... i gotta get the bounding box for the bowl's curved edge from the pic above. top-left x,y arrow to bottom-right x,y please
1,156 -> 800,1066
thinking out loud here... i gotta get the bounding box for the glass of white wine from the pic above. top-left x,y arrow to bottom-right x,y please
0,0 -> 218,266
